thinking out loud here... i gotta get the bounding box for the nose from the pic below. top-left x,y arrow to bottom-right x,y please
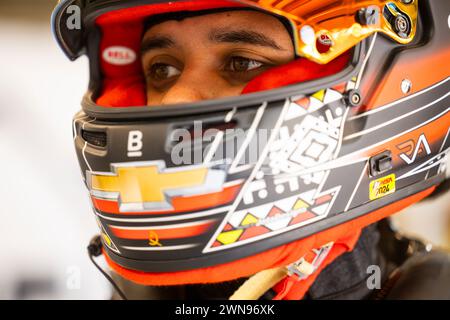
160,69 -> 223,105
161,81 -> 204,105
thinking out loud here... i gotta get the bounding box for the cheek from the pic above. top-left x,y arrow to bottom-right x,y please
144,67 -> 250,106
146,89 -> 164,106
220,84 -> 247,97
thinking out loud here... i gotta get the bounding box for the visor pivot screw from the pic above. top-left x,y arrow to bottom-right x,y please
400,0 -> 413,4
347,90 -> 362,107
394,15 -> 411,38
357,6 -> 380,26
316,34 -> 333,53
300,25 -> 316,45
401,79 -> 412,94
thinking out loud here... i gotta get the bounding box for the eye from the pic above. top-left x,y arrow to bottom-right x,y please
228,57 -> 263,72
148,63 -> 181,81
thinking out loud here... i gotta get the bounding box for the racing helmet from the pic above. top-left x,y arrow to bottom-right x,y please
52,0 -> 450,298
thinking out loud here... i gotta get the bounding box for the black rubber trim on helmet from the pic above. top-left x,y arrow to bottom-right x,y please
103,172 -> 445,273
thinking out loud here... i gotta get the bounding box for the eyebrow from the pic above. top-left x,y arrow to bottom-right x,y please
209,28 -> 285,50
141,36 -> 175,54
141,29 -> 286,54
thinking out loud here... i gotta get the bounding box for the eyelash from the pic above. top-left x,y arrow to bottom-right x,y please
224,56 -> 265,73
146,55 -> 266,80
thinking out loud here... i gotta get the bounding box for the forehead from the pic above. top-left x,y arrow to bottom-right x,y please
142,10 -> 288,39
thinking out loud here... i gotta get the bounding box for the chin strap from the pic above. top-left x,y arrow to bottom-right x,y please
90,233 -> 359,300
272,242 -> 336,300
230,230 -> 362,300
229,242 -> 335,300
229,267 -> 289,300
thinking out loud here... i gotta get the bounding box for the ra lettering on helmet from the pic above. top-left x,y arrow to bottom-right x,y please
397,134 -> 432,165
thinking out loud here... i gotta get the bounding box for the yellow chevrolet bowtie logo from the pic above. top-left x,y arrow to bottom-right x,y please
88,161 -> 219,212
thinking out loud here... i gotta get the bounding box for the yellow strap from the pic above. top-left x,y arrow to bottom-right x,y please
229,267 -> 288,300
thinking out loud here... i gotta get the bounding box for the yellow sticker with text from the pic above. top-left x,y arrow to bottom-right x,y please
369,174 -> 396,200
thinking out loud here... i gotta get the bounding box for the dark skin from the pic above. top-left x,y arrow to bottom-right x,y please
141,10 -> 295,106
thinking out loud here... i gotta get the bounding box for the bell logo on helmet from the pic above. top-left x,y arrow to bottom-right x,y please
102,46 -> 137,66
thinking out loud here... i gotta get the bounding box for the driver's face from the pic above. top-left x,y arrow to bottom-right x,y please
141,10 -> 295,106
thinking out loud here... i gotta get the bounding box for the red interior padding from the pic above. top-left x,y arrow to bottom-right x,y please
242,52 -> 350,94
104,187 -> 435,289
95,1 -> 350,107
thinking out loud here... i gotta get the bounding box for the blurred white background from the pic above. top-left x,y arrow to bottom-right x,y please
0,0 -> 110,299
0,0 -> 448,300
